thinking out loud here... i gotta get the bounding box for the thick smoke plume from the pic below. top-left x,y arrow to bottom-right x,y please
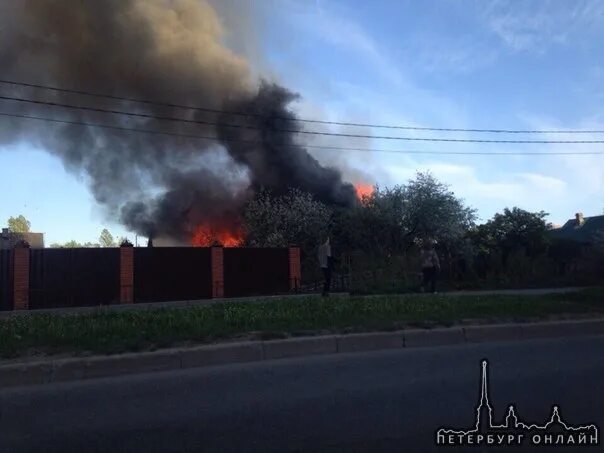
0,0 -> 356,242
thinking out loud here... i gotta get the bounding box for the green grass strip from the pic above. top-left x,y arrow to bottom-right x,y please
1,288 -> 603,359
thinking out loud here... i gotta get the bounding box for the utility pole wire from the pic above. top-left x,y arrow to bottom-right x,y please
2,111 -> 604,155
1,78 -> 603,134
3,95 -> 604,144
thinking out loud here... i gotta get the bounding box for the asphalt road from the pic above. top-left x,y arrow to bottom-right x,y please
1,336 -> 602,453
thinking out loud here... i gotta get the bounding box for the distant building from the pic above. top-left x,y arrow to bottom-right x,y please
0,228 -> 45,249
549,212 -> 604,245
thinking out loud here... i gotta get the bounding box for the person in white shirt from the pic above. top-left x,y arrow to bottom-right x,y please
420,240 -> 440,294
318,237 -> 332,297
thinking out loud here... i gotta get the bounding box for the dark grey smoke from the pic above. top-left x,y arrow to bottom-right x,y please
218,82 -> 357,206
0,0 -> 356,242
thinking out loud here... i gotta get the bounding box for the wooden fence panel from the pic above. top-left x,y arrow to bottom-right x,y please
224,248 -> 289,298
29,248 -> 120,309
134,248 -> 212,303
0,250 -> 13,311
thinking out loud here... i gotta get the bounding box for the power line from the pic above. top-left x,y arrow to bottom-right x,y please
2,94 -> 604,144
2,110 -> 603,155
1,78 -> 603,135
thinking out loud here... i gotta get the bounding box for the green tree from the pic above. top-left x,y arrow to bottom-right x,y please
62,240 -> 83,248
334,173 -> 476,255
49,240 -> 99,248
99,229 -> 115,247
469,207 -> 551,263
7,215 -> 31,233
332,185 -> 406,256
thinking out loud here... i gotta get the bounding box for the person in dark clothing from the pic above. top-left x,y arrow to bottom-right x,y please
420,240 -> 440,294
318,237 -> 333,297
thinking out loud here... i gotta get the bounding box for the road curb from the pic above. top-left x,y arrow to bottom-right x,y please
520,318 -> 604,339
464,324 -> 523,343
263,335 -> 338,360
84,350 -> 181,380
336,331 -> 403,353
180,342 -> 264,368
1,318 -> 603,388
404,327 -> 466,347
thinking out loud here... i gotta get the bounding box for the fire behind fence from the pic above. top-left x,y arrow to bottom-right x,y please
0,245 -> 301,310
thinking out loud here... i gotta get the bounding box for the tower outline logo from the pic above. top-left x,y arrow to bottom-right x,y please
435,360 -> 599,447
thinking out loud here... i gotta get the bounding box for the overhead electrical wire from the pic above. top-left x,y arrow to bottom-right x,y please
2,95 -> 604,144
2,111 -> 603,156
1,78 -> 603,135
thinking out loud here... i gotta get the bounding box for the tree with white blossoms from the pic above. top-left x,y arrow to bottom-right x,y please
399,172 -> 477,249
242,188 -> 332,251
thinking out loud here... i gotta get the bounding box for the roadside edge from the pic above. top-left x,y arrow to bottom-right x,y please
1,318 -> 603,388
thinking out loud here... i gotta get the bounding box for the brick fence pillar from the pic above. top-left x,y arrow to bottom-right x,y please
120,243 -> 134,303
288,245 -> 301,292
211,246 -> 224,298
13,242 -> 30,310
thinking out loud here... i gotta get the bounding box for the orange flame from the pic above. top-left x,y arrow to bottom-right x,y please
354,183 -> 374,200
191,224 -> 243,247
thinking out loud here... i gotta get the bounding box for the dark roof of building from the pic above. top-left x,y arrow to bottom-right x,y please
0,231 -> 45,249
549,215 -> 604,244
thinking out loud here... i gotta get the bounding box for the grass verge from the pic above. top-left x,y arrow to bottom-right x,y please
1,288 -> 603,359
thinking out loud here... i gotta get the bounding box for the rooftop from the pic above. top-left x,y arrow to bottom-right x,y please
0,228 -> 45,249
549,213 -> 604,244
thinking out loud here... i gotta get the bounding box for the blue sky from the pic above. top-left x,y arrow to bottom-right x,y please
1,0 -> 604,244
